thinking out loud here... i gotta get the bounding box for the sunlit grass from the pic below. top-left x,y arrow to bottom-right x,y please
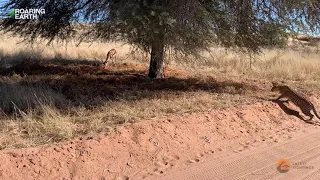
0,32 -> 319,149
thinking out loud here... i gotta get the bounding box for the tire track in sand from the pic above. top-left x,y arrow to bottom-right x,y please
147,130 -> 320,180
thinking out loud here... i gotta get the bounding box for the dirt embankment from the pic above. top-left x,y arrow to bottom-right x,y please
0,97 -> 319,180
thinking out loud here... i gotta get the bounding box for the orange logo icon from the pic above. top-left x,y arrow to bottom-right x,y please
276,158 -> 291,173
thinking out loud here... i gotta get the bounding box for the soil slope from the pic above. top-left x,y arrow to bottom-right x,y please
0,98 -> 319,180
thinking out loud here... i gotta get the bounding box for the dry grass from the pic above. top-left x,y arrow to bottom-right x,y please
0,32 -> 319,149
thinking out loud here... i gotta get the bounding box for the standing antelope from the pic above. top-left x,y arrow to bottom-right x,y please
103,48 -> 117,66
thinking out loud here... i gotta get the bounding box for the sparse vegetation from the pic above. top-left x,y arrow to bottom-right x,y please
0,32 -> 320,149
2,1 -> 320,78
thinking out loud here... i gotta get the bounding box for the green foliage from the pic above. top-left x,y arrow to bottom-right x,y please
1,0 -> 320,54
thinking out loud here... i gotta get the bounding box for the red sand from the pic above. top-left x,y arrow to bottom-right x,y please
0,98 -> 319,180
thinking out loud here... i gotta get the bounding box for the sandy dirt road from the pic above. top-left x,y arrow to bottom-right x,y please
0,99 -> 319,180
151,129 -> 320,180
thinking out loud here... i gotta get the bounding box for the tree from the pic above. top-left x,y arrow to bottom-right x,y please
1,0 -> 320,78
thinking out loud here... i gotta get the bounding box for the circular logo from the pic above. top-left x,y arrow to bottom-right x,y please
276,158 -> 291,173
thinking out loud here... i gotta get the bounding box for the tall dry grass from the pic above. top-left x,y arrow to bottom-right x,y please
0,32 -> 319,149
0,31 -> 133,67
1,31 -> 319,82
172,47 -> 320,80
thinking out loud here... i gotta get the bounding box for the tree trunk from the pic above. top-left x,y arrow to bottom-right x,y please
148,31 -> 165,79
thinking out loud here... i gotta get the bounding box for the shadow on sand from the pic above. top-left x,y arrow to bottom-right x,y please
270,99 -> 320,126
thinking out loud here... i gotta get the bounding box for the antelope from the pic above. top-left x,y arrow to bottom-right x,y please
103,48 -> 117,66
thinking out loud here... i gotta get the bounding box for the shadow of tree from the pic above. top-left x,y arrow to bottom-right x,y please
0,60 -> 257,111
0,49 -> 102,68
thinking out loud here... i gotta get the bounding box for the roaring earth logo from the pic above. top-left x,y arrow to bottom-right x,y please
9,8 -> 45,19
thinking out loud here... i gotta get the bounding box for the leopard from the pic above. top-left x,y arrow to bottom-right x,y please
271,82 -> 320,121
